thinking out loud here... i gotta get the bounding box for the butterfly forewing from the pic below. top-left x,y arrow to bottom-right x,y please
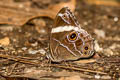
53,7 -> 80,28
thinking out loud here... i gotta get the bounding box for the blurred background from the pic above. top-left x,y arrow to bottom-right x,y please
0,0 -> 120,80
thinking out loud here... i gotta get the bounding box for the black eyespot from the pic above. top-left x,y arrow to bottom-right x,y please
84,52 -> 87,54
84,46 -> 88,50
68,32 -> 78,41
70,33 -> 76,39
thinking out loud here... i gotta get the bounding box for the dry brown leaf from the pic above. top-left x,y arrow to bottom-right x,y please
57,75 -> 84,80
85,0 -> 120,7
23,69 -> 79,79
0,0 -> 76,26
48,0 -> 76,16
21,69 -> 86,79
0,37 -> 10,46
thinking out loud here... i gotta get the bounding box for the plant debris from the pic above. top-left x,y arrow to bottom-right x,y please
0,0 -> 120,80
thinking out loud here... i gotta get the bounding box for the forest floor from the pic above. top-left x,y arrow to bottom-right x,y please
0,0 -> 120,80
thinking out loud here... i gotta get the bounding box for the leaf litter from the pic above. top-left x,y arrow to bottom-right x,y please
0,0 -> 120,80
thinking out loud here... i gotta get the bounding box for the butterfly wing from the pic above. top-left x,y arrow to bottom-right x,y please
48,7 -> 81,62
53,7 -> 80,28
48,7 -> 94,62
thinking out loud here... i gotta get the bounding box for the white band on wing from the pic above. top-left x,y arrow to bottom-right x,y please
51,26 -> 81,33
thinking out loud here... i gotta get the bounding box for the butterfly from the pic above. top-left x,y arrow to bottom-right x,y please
47,7 -> 95,62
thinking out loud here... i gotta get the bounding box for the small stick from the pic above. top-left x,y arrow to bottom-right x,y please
7,63 -> 18,76
49,64 -> 107,75
0,54 -> 39,65
0,54 -> 108,75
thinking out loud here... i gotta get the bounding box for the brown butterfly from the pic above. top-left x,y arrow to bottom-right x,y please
47,7 -> 95,62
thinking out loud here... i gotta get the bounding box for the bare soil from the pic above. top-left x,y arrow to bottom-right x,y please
0,0 -> 120,80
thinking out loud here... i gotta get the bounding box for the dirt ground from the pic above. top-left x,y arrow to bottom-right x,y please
0,0 -> 120,80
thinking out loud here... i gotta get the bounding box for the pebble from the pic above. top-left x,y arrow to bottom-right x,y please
21,47 -> 27,51
38,49 -> 46,55
101,75 -> 111,79
94,29 -> 105,38
83,22 -> 88,25
0,37 -> 10,46
28,49 -> 46,55
31,42 -> 38,47
104,48 -> 113,56
28,50 -> 39,54
95,74 -> 101,79
114,17 -> 118,22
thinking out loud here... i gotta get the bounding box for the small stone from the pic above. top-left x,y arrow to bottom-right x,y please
98,67 -> 104,71
118,78 -> 120,80
116,68 -> 119,71
104,48 -> 113,56
22,47 -> 27,51
31,42 -> 38,47
0,37 -> 10,46
18,50 -> 23,53
101,75 -> 111,79
19,4 -> 24,8
94,29 -> 105,38
109,43 -> 120,50
38,49 -> 46,55
114,17 -> 118,22
83,22 -> 88,25
95,74 -> 101,79
28,49 -> 38,54
28,49 -> 46,55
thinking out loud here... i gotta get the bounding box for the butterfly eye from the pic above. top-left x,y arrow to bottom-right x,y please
68,32 -> 78,41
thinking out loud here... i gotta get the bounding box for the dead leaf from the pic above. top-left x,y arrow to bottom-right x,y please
48,0 -> 76,16
57,75 -> 84,80
23,69 -> 80,79
0,0 -> 76,26
22,69 -> 88,80
0,37 -> 10,46
85,0 -> 120,7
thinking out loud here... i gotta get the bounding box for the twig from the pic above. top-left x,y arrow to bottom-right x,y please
48,64 -> 107,75
7,63 -> 18,76
0,54 -> 39,65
